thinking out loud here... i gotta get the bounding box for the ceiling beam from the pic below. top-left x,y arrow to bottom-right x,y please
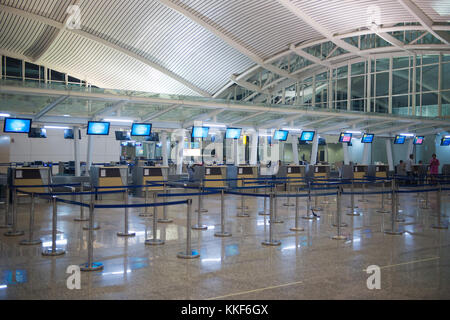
157,0 -> 295,80
91,100 -> 128,120
259,114 -> 303,129
182,108 -> 225,128
289,44 -> 331,67
397,0 -> 450,45
34,95 -> 69,120
230,111 -> 266,125
276,0 -> 363,56
0,3 -> 211,97
317,119 -> 367,134
297,116 -> 336,129
141,105 -> 179,122
372,121 -> 421,135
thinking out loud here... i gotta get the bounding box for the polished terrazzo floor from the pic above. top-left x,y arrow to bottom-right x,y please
0,186 -> 448,300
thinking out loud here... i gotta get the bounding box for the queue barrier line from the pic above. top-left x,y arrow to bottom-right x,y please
15,188 -> 126,197
55,197 -> 90,208
11,183 -> 82,189
155,191 -> 221,197
225,190 -> 270,198
94,199 -> 188,209
276,192 -> 338,198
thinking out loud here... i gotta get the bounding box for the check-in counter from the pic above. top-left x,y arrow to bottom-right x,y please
368,164 -> 389,179
132,165 -> 168,197
204,165 -> 227,188
310,165 -> 330,182
285,165 -> 306,186
90,166 -> 128,191
353,165 -> 368,180
237,165 -> 258,187
9,167 -> 51,195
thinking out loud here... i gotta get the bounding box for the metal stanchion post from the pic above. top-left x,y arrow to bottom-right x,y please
195,180 -> 208,213
237,191 -> 250,217
42,196 -> 65,255
395,182 -> 406,223
284,182 -> 294,207
358,181 -> 369,202
177,199 -> 200,259
290,192 -> 304,232
312,185 -> 323,211
83,191 -> 100,230
332,188 -> 347,240
432,182 -> 448,229
20,193 -> 41,245
80,201 -> 104,271
158,182 -> 173,223
118,189 -> 135,237
145,192 -> 165,245
384,179 -> 403,235
271,188 -> 283,223
74,183 -> 88,221
377,181 -> 390,213
140,185 -> 151,217
192,187 -> 207,229
347,181 -> 359,209
259,180 -> 269,215
237,179 -> 249,210
347,181 -> 360,216
215,189 -> 231,237
421,185 -> 431,210
4,188 -> 24,236
0,184 -> 11,228
262,193 -> 281,246
302,182 -> 316,220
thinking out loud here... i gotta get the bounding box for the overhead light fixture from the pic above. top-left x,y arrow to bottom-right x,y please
63,114 -> 71,117
444,135 -> 450,138
203,123 -> 226,128
0,113 -> 11,117
258,134 -> 271,137
44,126 -> 70,129
282,127 -> 302,132
346,130 -> 361,134
103,118 -> 134,123
400,133 -> 414,137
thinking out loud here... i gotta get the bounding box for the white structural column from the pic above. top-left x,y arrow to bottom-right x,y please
250,132 -> 258,165
73,126 -> 81,176
86,134 -> 93,176
362,143 -> 371,165
292,135 -> 299,164
176,131 -> 185,175
234,139 -> 239,165
386,139 -> 394,171
343,143 -> 350,165
161,131 -> 168,167
310,133 -> 319,165
406,137 -> 414,160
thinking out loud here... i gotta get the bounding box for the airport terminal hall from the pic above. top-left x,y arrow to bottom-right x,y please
1,0 -> 450,303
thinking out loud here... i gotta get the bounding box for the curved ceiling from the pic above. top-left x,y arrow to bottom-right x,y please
0,0 -> 449,98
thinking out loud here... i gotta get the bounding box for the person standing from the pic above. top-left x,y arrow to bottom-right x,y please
429,154 -> 440,184
405,154 -> 414,185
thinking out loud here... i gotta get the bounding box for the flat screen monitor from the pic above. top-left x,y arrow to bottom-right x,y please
28,128 -> 47,138
64,129 -> 81,140
191,126 -> 209,138
339,132 -> 352,143
131,123 -> 152,136
3,118 -> 32,133
87,121 -> 110,135
300,131 -> 315,141
273,130 -> 288,141
440,137 -> 450,146
413,136 -> 424,145
394,135 -> 406,144
225,128 -> 242,139
361,133 -> 374,143
115,131 -> 130,141
318,137 -> 326,145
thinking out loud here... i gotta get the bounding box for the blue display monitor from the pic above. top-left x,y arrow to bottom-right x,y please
87,121 -> 110,135
300,130 -> 315,141
394,135 -> 406,144
339,132 -> 352,143
273,130 -> 289,141
28,128 -> 47,138
225,128 -> 242,139
3,118 -> 32,133
64,129 -> 82,140
361,133 -> 374,143
441,137 -> 450,146
131,123 -> 152,136
191,126 -> 209,138
413,136 -> 424,145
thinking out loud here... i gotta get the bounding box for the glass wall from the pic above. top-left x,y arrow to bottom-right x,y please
240,53 -> 449,118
